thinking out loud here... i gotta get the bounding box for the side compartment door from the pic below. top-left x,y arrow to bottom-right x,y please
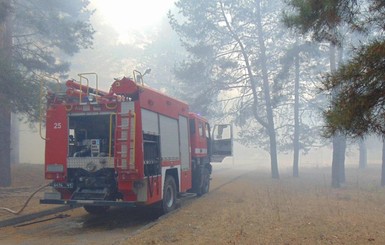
210,124 -> 233,162
45,104 -> 68,179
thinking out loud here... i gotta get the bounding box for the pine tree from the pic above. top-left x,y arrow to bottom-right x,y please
0,0 -> 94,186
284,0 -> 385,186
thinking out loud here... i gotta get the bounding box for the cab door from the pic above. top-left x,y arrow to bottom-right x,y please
210,124 -> 233,162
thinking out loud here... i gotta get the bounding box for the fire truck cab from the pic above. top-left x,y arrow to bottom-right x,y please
40,73 -> 232,214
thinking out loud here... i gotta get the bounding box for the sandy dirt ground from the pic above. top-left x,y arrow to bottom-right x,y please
0,164 -> 50,221
2,163 -> 385,245
125,164 -> 385,245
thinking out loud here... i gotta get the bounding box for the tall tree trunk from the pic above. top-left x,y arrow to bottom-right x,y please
337,134 -> 346,183
330,44 -> 340,188
381,138 -> 385,186
255,0 -> 279,179
331,134 -> 341,188
358,139 -> 367,169
10,113 -> 20,164
219,1 -> 277,177
330,44 -> 346,187
336,46 -> 346,183
0,0 -> 12,187
293,45 -> 300,178
0,105 -> 11,186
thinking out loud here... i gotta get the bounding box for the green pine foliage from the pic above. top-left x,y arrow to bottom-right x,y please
0,0 -> 94,120
285,0 -> 385,138
323,40 -> 385,137
283,0 -> 359,45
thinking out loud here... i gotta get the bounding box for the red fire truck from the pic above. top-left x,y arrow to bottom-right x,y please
40,72 -> 232,214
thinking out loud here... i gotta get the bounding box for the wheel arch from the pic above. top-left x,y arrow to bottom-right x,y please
164,168 -> 179,193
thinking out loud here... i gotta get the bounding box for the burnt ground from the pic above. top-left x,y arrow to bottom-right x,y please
2,163 -> 385,244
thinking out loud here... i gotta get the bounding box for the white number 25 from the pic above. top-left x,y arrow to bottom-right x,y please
53,122 -> 62,129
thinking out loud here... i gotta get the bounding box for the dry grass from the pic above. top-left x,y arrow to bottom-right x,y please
3,164 -> 385,244
0,164 -> 48,220
126,165 -> 385,245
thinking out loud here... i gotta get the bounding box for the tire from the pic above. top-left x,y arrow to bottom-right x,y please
162,175 -> 177,214
83,205 -> 109,214
198,168 -> 210,196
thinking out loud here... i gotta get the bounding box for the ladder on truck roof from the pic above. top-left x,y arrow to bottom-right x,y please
65,73 -> 111,103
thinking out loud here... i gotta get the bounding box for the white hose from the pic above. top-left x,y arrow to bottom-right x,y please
0,183 -> 51,215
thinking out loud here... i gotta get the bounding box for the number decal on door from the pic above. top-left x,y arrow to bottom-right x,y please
54,122 -> 62,129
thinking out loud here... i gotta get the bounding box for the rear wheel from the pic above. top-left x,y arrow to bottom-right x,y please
162,176 -> 177,213
84,205 -> 109,214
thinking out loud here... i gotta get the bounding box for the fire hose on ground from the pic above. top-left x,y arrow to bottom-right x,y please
0,183 -> 51,215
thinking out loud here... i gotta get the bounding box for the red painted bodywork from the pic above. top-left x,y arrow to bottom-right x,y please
189,112 -> 209,158
45,77 -> 209,206
110,78 -> 191,200
45,104 -> 68,181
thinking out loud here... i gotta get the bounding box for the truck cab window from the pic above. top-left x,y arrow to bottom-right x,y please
198,122 -> 204,138
205,123 -> 210,139
189,119 -> 196,134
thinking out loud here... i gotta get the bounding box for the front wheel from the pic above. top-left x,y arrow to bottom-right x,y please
162,175 -> 177,214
